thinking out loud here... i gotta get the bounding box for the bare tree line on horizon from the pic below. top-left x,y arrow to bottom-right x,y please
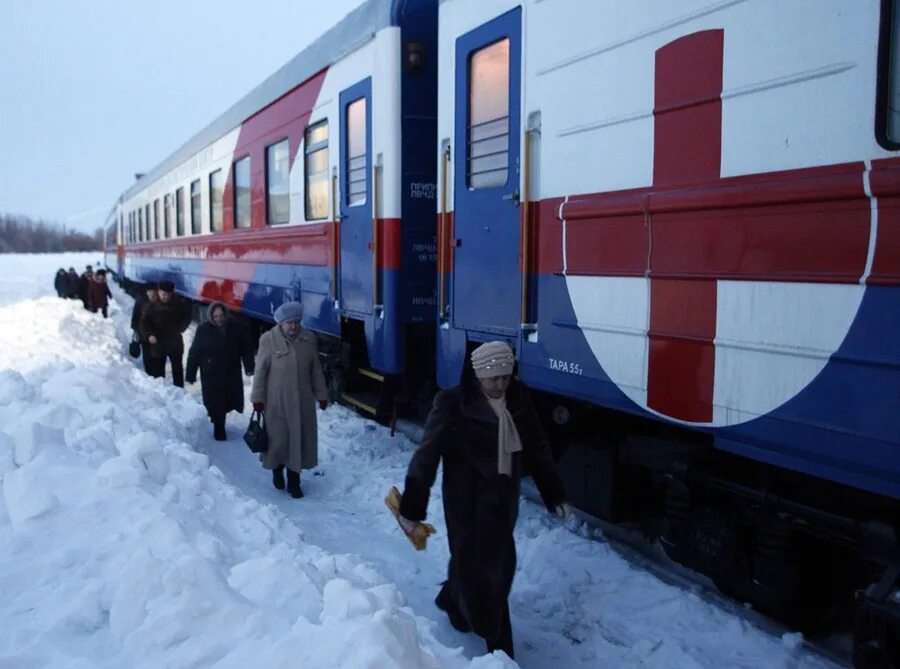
0,213 -> 102,253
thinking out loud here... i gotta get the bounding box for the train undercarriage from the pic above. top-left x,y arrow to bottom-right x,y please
534,394 -> 900,667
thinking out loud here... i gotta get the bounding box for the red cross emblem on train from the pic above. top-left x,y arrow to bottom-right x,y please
550,30 -> 896,427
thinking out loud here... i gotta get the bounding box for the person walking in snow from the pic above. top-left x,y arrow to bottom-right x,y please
396,341 -> 570,660
186,302 -> 255,441
250,301 -> 328,499
77,265 -> 94,310
131,283 -> 159,375
53,268 -> 68,297
139,280 -> 192,387
87,269 -> 113,318
65,268 -> 79,299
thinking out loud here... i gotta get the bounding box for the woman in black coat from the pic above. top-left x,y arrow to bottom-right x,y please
399,341 -> 569,659
186,302 -> 255,440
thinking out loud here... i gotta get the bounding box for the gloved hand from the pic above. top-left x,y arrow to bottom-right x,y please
318,400 -> 328,411
554,502 -> 574,519
253,402 -> 265,412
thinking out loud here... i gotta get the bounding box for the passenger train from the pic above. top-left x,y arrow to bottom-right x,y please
105,0 -> 900,662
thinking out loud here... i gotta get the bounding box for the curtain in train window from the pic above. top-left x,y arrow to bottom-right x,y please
346,100 -> 367,206
468,38 -> 509,189
305,121 -> 329,219
209,169 -> 224,232
233,157 -> 251,228
190,179 -> 201,234
176,188 -> 185,236
267,139 -> 290,225
163,194 -> 172,238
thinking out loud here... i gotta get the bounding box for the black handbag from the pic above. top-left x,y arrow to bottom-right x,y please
243,410 -> 268,454
128,340 -> 141,358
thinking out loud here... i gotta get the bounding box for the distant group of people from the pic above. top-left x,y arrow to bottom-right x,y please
54,265 -> 111,317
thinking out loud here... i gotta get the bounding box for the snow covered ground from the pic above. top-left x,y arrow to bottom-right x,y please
0,252 -> 843,668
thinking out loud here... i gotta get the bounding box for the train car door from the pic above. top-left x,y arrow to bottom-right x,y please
339,77 -> 373,317
452,8 -> 522,336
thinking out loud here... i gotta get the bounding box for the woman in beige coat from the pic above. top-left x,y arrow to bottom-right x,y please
250,301 -> 328,498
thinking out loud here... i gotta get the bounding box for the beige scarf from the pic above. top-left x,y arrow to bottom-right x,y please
485,394 -> 523,476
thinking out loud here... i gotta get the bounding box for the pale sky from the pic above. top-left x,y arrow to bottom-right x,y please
0,0 -> 366,233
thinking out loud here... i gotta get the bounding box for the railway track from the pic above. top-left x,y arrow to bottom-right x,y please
517,479 -> 852,667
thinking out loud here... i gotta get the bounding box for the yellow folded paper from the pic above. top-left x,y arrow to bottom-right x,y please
385,486 -> 436,551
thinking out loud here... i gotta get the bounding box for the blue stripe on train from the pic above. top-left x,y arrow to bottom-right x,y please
513,274 -> 900,499
125,255 -> 405,373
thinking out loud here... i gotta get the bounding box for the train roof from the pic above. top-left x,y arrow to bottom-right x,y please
122,0 -> 400,203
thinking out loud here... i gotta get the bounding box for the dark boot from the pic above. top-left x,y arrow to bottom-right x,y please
435,581 -> 471,633
212,415 -> 226,441
272,466 -> 285,490
286,469 -> 303,499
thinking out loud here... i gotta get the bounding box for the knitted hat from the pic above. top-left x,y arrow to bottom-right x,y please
470,341 -> 515,379
157,280 -> 175,293
274,301 -> 303,324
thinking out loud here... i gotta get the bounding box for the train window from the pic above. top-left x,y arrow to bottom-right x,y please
190,179 -> 202,234
176,187 -> 185,236
881,0 -> 900,146
233,156 -> 251,228
468,38 -> 510,189
347,100 -> 367,206
138,208 -> 144,242
266,139 -> 290,225
209,169 -> 224,232
305,121 -> 329,219
153,199 -> 160,239
163,194 -> 172,238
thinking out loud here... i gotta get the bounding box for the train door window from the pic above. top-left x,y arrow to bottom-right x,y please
468,38 -> 510,189
176,187 -> 185,236
266,139 -> 290,225
346,100 -> 367,206
163,194 -> 171,238
153,199 -> 160,239
233,156 -> 251,228
305,121 -> 329,219
209,169 -> 224,232
190,179 -> 202,234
